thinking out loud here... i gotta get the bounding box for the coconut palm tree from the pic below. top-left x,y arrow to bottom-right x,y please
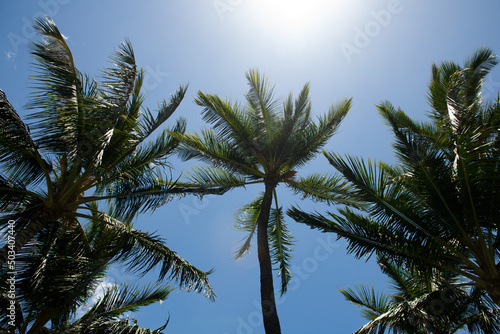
288,47 -> 500,306
0,16 -> 214,300
170,70 -> 354,333
0,204 -> 177,333
340,256 -> 500,334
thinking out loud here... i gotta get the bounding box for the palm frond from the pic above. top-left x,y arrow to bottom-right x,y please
290,206 -> 402,261
138,84 -> 187,139
172,129 -> 262,177
185,165 -> 248,192
323,152 -> 448,243
99,39 -> 137,115
288,206 -> 465,276
111,124 -> 183,176
95,70 -> 144,169
289,82 -> 312,126
97,118 -> 186,212
428,60 -> 463,120
10,220 -> 106,329
245,69 -> 281,143
339,283 -> 391,320
0,90 -> 49,186
82,317 -> 169,334
377,103 -> 496,269
233,194 -> 263,260
99,171 -> 198,220
81,283 -> 172,320
272,83 -> 312,165
60,283 -> 171,334
0,213 -> 48,264
87,210 -> 216,300
268,206 -> 293,295
82,39 -> 138,169
195,91 -> 258,153
0,175 -> 40,213
285,98 -> 351,170
286,172 -> 361,206
376,256 -> 419,300
428,46 -> 497,124
27,16 -> 83,157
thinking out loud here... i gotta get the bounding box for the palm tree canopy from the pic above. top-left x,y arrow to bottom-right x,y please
171,69 -> 355,293
288,47 -> 500,305
0,203 -> 176,333
173,70 -> 352,187
171,70 -> 356,334
340,256 -> 500,334
0,15 -> 215,308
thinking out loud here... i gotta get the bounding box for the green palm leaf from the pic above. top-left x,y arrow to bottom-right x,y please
195,92 -> 255,150
60,283 -> 171,334
233,194 -> 263,260
82,283 -> 172,320
138,84 -> 187,139
286,172 -> 360,206
86,209 -> 215,300
285,98 -> 351,170
268,206 -> 293,295
185,165 -> 248,192
339,283 -> 390,320
245,69 -> 281,145
173,129 -> 261,176
0,90 -> 48,186
27,17 -> 81,155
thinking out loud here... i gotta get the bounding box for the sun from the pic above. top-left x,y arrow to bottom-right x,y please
250,0 -> 347,39
264,0 -> 318,26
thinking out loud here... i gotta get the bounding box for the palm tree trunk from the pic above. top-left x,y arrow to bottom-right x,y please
256,181 -> 281,334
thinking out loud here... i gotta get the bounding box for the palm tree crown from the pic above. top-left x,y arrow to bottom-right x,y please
171,69 -> 354,334
289,47 -> 500,308
340,256 -> 500,334
1,204 -> 175,333
0,16 -> 216,330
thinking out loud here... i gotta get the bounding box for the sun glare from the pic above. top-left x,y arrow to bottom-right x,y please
267,0 -> 316,26
251,0 -> 347,39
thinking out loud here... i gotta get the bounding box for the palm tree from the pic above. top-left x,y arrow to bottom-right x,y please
0,204 -> 178,333
0,16 -> 214,298
340,256 -> 500,333
289,47 -> 500,306
170,70 -> 354,333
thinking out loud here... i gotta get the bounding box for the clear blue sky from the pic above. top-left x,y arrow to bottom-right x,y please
2,1 -> 500,333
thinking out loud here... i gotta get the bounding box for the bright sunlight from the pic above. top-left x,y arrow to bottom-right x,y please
250,0 -> 351,39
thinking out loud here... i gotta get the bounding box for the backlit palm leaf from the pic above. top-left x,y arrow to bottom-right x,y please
233,194 -> 263,260
268,206 -> 293,295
